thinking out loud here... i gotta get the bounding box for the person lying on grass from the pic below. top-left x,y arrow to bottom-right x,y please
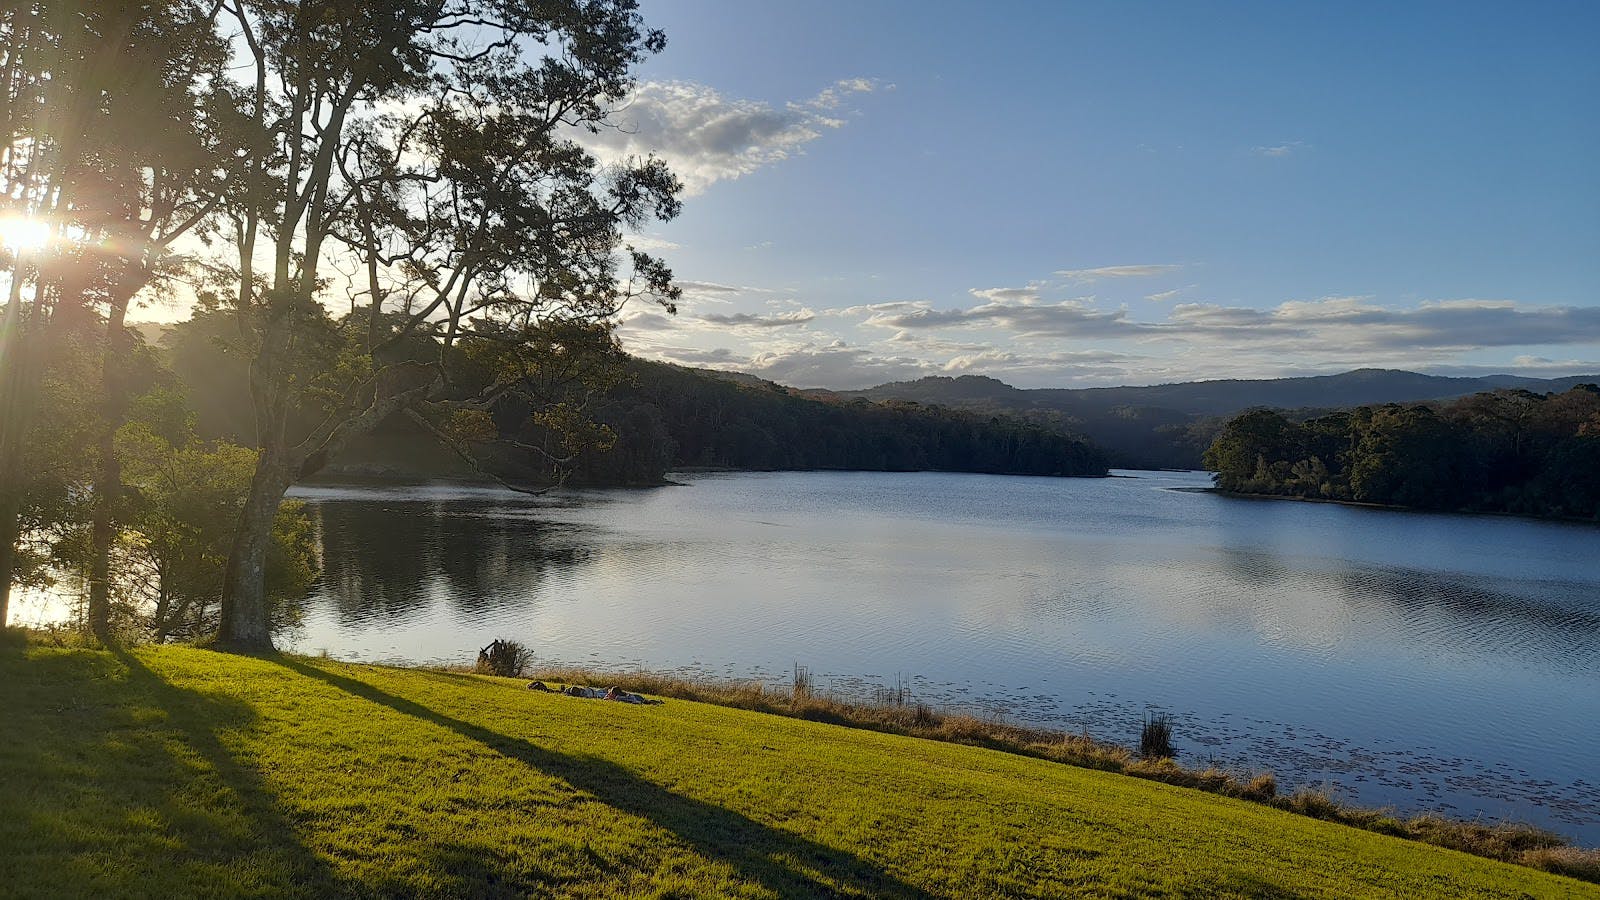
526,681 -> 660,704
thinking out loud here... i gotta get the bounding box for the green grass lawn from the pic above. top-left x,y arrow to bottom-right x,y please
1,637 -> 1592,899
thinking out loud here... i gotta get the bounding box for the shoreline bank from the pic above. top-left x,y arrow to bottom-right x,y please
474,656 -> 1599,881
1193,485 -> 1600,525
5,632 -> 1596,896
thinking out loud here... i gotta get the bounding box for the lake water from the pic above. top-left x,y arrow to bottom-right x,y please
193,470 -> 1600,842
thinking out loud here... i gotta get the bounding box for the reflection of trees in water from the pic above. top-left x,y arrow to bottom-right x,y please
307,501 -> 594,626
1215,548 -> 1600,672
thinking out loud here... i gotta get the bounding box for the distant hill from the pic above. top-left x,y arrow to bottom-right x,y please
808,369 -> 1600,469
838,369 -> 1600,416
568,360 -> 1109,483
145,309 -> 1595,476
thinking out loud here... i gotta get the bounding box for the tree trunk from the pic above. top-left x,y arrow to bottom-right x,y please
85,452 -> 117,641
86,296 -> 132,641
0,302 -> 34,628
152,581 -> 172,644
216,459 -> 291,650
0,491 -> 19,628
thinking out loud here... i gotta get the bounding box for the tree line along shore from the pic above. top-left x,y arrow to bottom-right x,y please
1204,386 -> 1600,520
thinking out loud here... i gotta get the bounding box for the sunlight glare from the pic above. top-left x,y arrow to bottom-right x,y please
0,216 -> 51,253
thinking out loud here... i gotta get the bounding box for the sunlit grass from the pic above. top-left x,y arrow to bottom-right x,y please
0,635 -> 1591,898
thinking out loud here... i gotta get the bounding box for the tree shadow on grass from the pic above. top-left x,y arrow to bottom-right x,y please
272,656 -> 933,899
0,641 -> 342,898
1176,872 -> 1308,899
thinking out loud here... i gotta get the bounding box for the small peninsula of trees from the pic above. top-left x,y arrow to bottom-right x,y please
1203,387 -> 1600,519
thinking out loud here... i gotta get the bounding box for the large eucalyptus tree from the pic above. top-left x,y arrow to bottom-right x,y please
214,0 -> 680,649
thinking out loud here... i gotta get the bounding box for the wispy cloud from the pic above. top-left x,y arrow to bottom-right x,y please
858,293 -> 1600,352
674,280 -> 746,295
860,297 -> 1134,339
968,283 -> 1046,303
671,280 -> 779,306
622,233 -> 680,253
622,270 -> 1599,389
1253,140 -> 1308,157
581,78 -> 885,195
700,309 -> 816,329
1055,264 -> 1180,282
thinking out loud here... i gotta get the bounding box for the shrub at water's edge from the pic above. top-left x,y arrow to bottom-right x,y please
473,639 -> 532,678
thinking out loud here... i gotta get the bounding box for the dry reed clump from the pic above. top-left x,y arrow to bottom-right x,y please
1520,846 -> 1600,882
1273,790 -> 1595,874
501,662 -> 1596,884
1402,815 -> 1564,859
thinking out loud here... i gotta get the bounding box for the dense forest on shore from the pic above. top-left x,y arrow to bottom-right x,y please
565,361 -> 1110,483
156,319 -> 1109,485
1203,386 -> 1600,519
833,370 -> 1600,470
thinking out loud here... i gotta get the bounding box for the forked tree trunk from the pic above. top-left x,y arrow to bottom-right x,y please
216,460 -> 292,650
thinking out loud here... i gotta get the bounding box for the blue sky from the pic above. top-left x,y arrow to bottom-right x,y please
590,1 -> 1599,388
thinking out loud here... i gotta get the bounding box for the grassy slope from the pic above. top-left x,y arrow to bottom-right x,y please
1,640 -> 1591,899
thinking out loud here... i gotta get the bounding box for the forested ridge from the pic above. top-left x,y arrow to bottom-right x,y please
1203,386 -> 1600,519
566,360 -> 1110,483
833,370 -> 1600,470
158,320 -> 1111,485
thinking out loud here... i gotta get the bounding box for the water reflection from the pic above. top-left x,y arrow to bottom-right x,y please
286,471 -> 1600,842
1213,547 -> 1600,675
311,500 -> 596,628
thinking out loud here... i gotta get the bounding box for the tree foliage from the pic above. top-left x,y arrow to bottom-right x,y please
567,362 -> 1110,484
1203,387 -> 1600,518
204,0 -> 680,648
112,394 -> 316,642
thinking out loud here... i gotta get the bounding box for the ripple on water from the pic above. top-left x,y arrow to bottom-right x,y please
283,472 -> 1600,843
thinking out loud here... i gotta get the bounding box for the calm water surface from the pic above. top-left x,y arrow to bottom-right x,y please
280,470 -> 1600,842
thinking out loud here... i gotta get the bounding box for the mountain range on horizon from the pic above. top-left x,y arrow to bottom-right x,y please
783,367 -> 1600,470
825,367 -> 1600,415
135,311 -> 1598,473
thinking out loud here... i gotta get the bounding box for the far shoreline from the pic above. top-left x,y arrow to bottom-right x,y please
1199,485 -> 1600,526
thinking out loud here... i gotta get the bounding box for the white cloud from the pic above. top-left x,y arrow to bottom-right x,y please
582,78 -> 883,195
968,283 -> 1046,303
622,233 -> 680,253
620,265 -> 1600,389
1162,297 -> 1600,352
1253,140 -> 1308,157
615,309 -> 679,333
860,297 -> 1136,339
746,340 -> 930,387
1055,264 -> 1180,282
857,292 -> 1600,353
1428,357 -> 1600,378
700,308 -> 816,329
670,279 -> 778,307
674,280 -> 745,295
